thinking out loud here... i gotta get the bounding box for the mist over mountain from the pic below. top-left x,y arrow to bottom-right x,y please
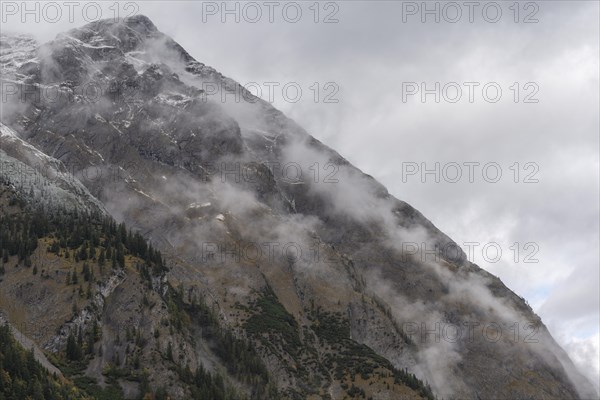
0,15 -> 597,400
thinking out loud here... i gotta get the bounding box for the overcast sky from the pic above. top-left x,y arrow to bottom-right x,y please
2,0 -> 599,391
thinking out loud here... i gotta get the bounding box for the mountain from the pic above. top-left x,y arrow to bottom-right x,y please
0,15 -> 597,400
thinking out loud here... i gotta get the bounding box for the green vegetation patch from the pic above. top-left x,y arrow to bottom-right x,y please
244,286 -> 302,357
0,324 -> 88,400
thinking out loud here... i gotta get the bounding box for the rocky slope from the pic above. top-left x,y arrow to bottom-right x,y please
0,15 -> 597,399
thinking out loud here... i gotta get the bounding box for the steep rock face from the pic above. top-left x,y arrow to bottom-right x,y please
1,16 -> 596,399
0,122 -> 106,213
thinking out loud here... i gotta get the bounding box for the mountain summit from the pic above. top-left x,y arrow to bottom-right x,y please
0,16 -> 596,400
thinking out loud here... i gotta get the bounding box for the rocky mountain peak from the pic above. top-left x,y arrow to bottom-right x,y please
63,14 -> 159,50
